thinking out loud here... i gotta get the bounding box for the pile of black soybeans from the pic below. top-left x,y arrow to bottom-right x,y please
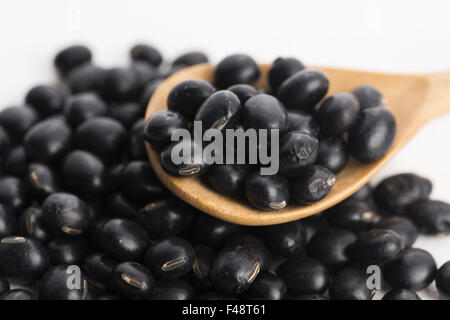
144,54 -> 397,210
0,45 -> 449,301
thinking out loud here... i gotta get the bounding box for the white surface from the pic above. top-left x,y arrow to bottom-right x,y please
1,0 -> 450,298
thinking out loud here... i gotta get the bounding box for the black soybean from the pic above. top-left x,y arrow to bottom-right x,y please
130,44 -> 162,67
173,51 -> 209,68
327,201 -> 380,232
27,163 -> 60,200
38,265 -> 88,300
151,279 -> 195,300
55,45 -> 92,76
264,220 -> 306,258
268,57 -> 305,93
245,173 -> 290,211
2,146 -> 28,177
241,271 -> 286,300
64,93 -> 107,127
291,165 -> 336,204
26,85 -> 67,116
0,106 -> 39,141
103,68 -> 139,102
329,267 -> 376,300
373,217 -> 418,247
225,234 -> 271,271
243,93 -> 287,131
207,164 -> 252,197
318,92 -> 359,135
316,135 -> 348,174
67,65 -> 106,94
436,261 -> 450,299
143,110 -> 188,148
47,236 -> 89,265
406,199 -> 450,235
0,204 -> 17,238
382,289 -> 421,300
194,215 -> 241,249
0,176 -> 28,214
287,110 -> 320,137
190,244 -> 216,291
352,85 -> 385,110
82,253 -> 117,293
214,54 -> 260,89
18,207 -> 52,243
279,131 -> 318,176
227,84 -> 259,104
111,262 -> 155,299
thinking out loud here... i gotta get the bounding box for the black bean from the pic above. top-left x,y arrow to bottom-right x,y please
26,85 -> 68,116
384,248 -> 437,291
382,289 -> 421,300
436,261 -> 450,299
211,244 -> 260,294
373,217 -> 418,247
98,218 -> 150,261
61,150 -> 107,199
0,106 -> 39,141
0,125 -> 10,154
291,165 -> 336,204
287,110 -> 320,137
24,117 -> 73,163
110,261 -> 155,300
55,45 -> 92,76
263,220 -> 307,259
207,164 -> 252,197
67,65 -> 106,94
144,237 -> 195,280
329,267 -> 376,300
193,215 -> 241,249
0,236 -> 49,283
406,199 -> 450,235
140,78 -> 164,109
352,85 -> 385,110
18,207 -> 52,244
130,61 -> 158,93
173,51 -> 209,68
0,289 -> 35,300
189,244 -> 216,291
307,228 -> 356,272
243,93 -> 287,131
279,131 -> 319,176
82,253 -> 118,293
327,201 -> 380,232
47,236 -> 89,265
103,68 -> 139,102
151,279 -> 195,300
38,265 -> 88,300
130,44 -> 162,67
225,234 -> 271,271
64,92 -> 107,127
268,57 -> 305,93
0,176 -> 28,214
277,69 -> 329,112
241,271 -> 286,300
227,84 -> 259,104
348,107 -> 396,163
168,79 -> 216,120
27,163 -> 60,200
129,119 -> 147,160
143,110 -> 188,148
316,135 -> 348,174
108,102 -> 142,129
277,257 -> 329,295
0,204 -> 17,238
347,183 -> 372,202
245,173 -> 290,211
2,146 -> 28,177
105,193 -> 138,220
348,229 -> 404,266
214,54 -> 260,89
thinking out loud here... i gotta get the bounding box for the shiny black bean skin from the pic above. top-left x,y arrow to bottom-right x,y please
277,69 -> 329,112
137,198 -> 194,239
348,229 -> 404,266
26,85 -> 68,116
384,248 -> 437,291
24,117 -> 73,163
140,78 -> 164,109
0,106 -> 39,141
61,150 -> 107,199
436,261 -> 450,299
76,117 -> 127,161
264,220 -> 307,259
47,236 -> 89,265
347,183 -> 372,202
0,275 -> 10,296
27,163 -> 60,200
241,271 -> 286,300
327,201 -> 380,232
98,218 -> 150,261
316,135 -> 348,174
329,267 -> 376,300
120,161 -> 166,202
207,164 -> 252,197
348,107 -> 396,163
168,79 -> 216,120
318,93 -> 360,135
55,45 -> 92,76
373,217 -> 418,247
227,84 -> 259,104
108,102 -> 142,129
287,110 -> 320,137
277,257 -> 329,295
64,93 -> 107,127
243,93 -> 287,131
67,65 -> 106,94
0,125 -> 10,154
0,176 -> 28,214
269,57 -> 305,93
160,139 -> 209,178
307,228 -> 356,272
130,61 -> 158,92
82,253 -> 118,293
2,146 -> 28,177
129,119 -> 147,160
103,68 -> 139,102
195,90 -> 241,131
110,262 -> 155,300
42,192 -> 91,235
382,289 -> 421,300
0,237 -> 50,283
280,131 -> 319,176
214,54 -> 260,89
225,234 -> 271,271
189,244 -> 216,291
352,85 -> 385,110
19,207 -> 52,243
151,279 -> 195,300
0,289 -> 35,300
211,245 -> 261,294
245,173 -> 290,211
38,265 -> 88,300
144,110 -> 188,148
144,237 -> 195,280
0,204 -> 17,238
406,200 -> 450,235
193,215 -> 241,249
291,165 -> 336,204
105,193 -> 138,220
130,44 -> 162,67
173,51 -> 209,68
374,173 -> 432,214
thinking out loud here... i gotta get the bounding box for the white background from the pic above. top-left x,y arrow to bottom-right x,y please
1,0 -> 449,298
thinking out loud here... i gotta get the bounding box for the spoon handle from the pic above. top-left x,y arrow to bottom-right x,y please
425,72 -> 450,120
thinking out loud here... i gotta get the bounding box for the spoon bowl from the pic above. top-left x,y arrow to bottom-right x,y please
145,63 -> 450,226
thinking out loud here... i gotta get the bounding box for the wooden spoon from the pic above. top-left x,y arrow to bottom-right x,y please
145,63 -> 450,226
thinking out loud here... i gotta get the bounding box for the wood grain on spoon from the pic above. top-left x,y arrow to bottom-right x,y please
145,63 -> 450,226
